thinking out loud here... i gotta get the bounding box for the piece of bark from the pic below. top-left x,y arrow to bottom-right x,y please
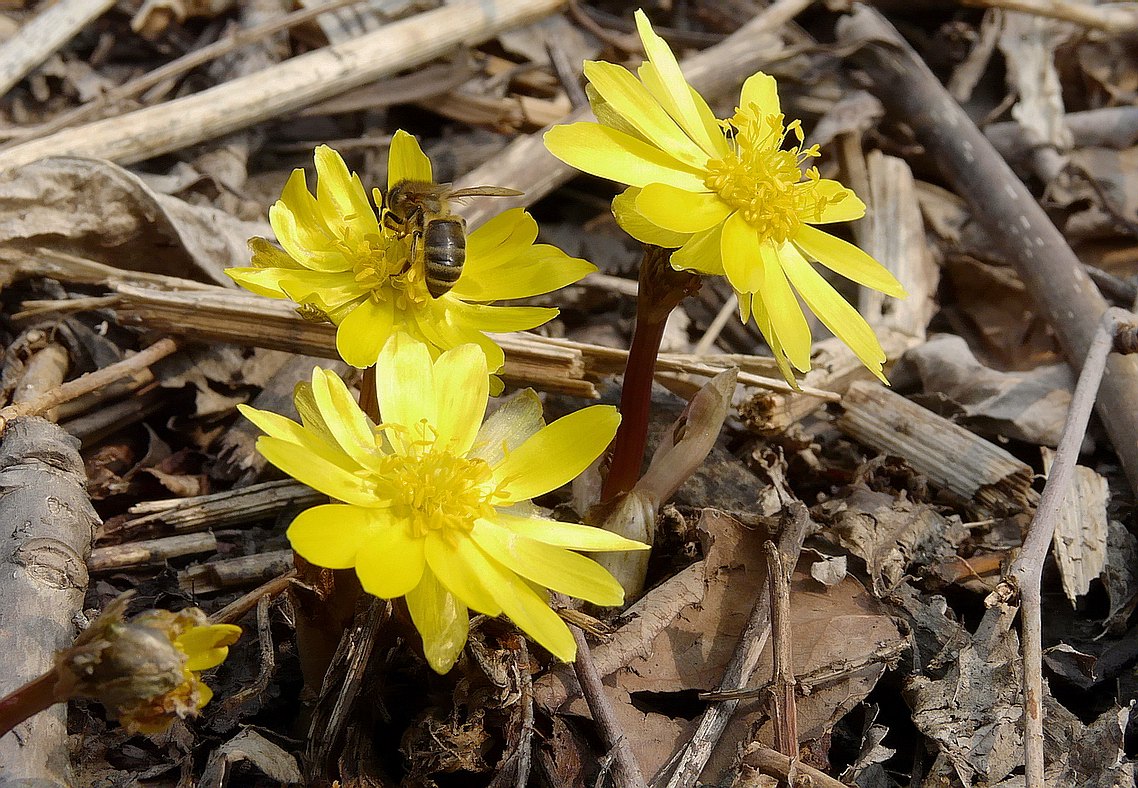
0,0 -> 567,171
87,533 -> 218,572
0,417 -> 99,785
180,550 -> 293,594
837,4 -> 1138,497
837,381 -> 1038,515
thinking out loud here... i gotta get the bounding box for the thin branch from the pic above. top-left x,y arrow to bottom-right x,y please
766,541 -> 798,757
571,626 -> 647,788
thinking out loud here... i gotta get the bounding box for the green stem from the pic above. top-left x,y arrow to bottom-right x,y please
0,668 -> 65,739
601,247 -> 700,503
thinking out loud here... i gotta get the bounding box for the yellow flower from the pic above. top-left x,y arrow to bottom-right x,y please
239,335 -> 648,673
227,131 -> 595,373
543,10 -> 907,384
58,595 -> 240,733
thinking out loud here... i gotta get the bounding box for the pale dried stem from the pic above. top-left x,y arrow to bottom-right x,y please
961,0 -> 1138,34
0,0 -> 116,99
0,0 -> 567,170
765,542 -> 798,757
996,308 -> 1136,785
0,337 -> 178,429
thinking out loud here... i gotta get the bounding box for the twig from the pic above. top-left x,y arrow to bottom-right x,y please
837,6 -> 1138,497
571,626 -> 647,788
0,0 -> 567,170
0,337 -> 178,429
209,569 -> 298,625
655,504 -> 811,788
738,745 -> 849,788
0,0 -> 117,99
691,293 -> 739,356
987,308 -> 1137,785
765,542 -> 798,757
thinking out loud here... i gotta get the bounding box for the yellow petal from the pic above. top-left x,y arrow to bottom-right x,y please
612,188 -> 692,248
470,389 -> 545,466
463,207 -> 537,265
779,243 -> 888,381
388,129 -> 433,189
376,332 -> 436,436
811,179 -> 866,223
432,343 -> 489,454
451,244 -> 596,302
544,123 -> 707,191
249,237 -> 304,270
239,405 -> 358,474
314,145 -> 380,236
634,10 -> 728,158
671,224 -> 725,276
740,72 -> 780,118
583,60 -> 709,168
491,511 -> 650,552
424,532 -> 503,616
287,504 -> 379,568
792,225 -> 907,298
720,211 -> 763,292
406,570 -> 469,674
489,572 -> 576,662
587,83 -> 648,142
472,520 -> 627,605
636,183 -> 730,234
758,243 -> 813,372
225,267 -> 288,298
750,289 -> 799,386
413,303 -> 506,374
309,367 -> 378,470
256,435 -> 379,506
354,520 -> 426,598
178,624 -> 241,671
196,681 -> 215,708
492,405 -> 619,503
335,297 -> 396,369
447,301 -> 557,333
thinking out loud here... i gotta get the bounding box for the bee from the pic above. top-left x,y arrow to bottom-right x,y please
385,180 -> 523,298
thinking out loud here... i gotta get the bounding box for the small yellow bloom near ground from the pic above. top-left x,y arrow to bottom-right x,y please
227,131 -> 595,373
240,334 -> 649,673
57,595 -> 240,733
544,10 -> 907,385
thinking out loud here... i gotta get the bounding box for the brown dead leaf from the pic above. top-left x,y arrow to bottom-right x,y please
0,158 -> 267,286
563,510 -> 902,781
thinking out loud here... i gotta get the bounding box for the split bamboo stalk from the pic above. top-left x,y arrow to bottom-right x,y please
0,0 -> 117,99
837,5 -> 1138,496
837,381 -> 1038,515
0,0 -> 567,171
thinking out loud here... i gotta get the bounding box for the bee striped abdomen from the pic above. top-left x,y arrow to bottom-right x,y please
423,217 -> 466,298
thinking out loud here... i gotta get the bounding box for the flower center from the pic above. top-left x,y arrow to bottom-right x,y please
376,425 -> 501,538
704,110 -> 840,245
336,225 -> 426,308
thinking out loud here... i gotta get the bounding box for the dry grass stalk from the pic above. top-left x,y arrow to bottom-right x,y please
0,0 -> 567,171
0,0 -> 117,99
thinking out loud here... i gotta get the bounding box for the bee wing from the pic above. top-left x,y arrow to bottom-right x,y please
448,186 -> 524,200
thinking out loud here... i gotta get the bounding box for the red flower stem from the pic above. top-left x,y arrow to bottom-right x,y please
601,247 -> 700,503
0,669 -> 65,739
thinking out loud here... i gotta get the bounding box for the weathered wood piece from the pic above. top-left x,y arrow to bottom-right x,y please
180,550 -> 294,595
88,533 -> 218,573
0,0 -> 567,171
837,5 -> 1138,496
837,382 -> 1038,514
0,418 -> 99,785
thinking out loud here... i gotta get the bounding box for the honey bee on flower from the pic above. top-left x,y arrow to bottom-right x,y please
227,131 -> 595,374
239,333 -> 648,674
544,10 -> 906,385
